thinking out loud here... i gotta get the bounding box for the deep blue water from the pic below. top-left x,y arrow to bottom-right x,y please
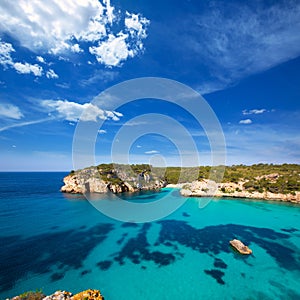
1,172 -> 300,300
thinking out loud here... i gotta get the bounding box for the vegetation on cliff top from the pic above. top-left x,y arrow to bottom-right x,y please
70,163 -> 300,195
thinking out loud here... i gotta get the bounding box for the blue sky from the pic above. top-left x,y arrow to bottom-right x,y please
0,0 -> 300,171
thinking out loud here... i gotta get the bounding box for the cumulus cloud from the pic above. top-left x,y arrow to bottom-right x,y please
0,40 -> 44,76
42,99 -> 123,122
0,103 -> 23,119
0,40 -> 14,66
243,109 -> 267,115
239,119 -> 252,125
46,69 -> 59,79
0,0 -> 150,67
13,62 -> 43,76
89,33 -> 133,67
125,12 -> 149,38
88,12 -> 150,67
145,150 -> 159,154
0,0 -> 106,52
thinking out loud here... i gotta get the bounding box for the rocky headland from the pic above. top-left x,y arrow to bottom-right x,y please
61,164 -> 166,194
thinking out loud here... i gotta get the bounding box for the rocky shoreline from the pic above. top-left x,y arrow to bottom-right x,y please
61,166 -> 300,204
178,179 -> 300,204
61,166 -> 166,194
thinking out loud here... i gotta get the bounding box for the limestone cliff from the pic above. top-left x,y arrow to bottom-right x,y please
61,164 -> 166,194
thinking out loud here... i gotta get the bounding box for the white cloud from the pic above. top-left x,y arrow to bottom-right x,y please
46,69 -> 59,79
36,56 -> 45,63
13,62 -> 43,76
0,103 -> 23,119
70,44 -> 83,53
125,12 -> 150,39
104,110 -> 122,121
98,129 -> 107,134
243,109 -> 267,115
0,0 -> 106,52
0,40 -> 14,66
239,119 -> 252,124
42,99 -> 123,122
121,120 -> 148,127
89,33 -> 133,67
137,145 -> 142,148
55,82 -> 70,89
197,81 -> 229,96
1,40 -> 45,76
79,18 -> 107,43
0,40 -> 46,77
112,111 -> 123,118
0,117 -> 51,132
0,1 -> 150,67
145,150 -> 159,154
103,0 -> 115,24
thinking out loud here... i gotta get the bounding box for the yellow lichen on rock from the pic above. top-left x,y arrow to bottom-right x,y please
72,289 -> 104,300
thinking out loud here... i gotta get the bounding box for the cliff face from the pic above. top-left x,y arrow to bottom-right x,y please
61,165 -> 166,194
61,174 -> 108,194
180,179 -> 300,203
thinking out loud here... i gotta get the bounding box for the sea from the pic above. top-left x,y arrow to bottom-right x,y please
0,172 -> 300,300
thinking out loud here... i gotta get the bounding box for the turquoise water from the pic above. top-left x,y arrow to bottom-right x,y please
1,173 -> 300,299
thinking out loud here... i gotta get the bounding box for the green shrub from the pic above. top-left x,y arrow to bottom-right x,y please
19,289 -> 44,300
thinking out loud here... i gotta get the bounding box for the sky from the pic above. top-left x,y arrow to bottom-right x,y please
0,0 -> 300,171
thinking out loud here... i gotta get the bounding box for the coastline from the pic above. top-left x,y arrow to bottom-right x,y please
60,164 -> 300,205
178,180 -> 300,204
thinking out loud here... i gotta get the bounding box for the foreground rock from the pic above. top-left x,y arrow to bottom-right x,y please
180,179 -> 300,204
230,239 -> 252,255
43,290 -> 72,300
61,165 -> 166,194
72,289 -> 104,300
8,289 -> 104,300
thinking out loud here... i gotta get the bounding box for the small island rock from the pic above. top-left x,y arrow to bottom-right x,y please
230,239 -> 252,255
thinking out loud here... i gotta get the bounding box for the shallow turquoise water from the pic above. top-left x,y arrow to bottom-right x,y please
0,173 -> 300,299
